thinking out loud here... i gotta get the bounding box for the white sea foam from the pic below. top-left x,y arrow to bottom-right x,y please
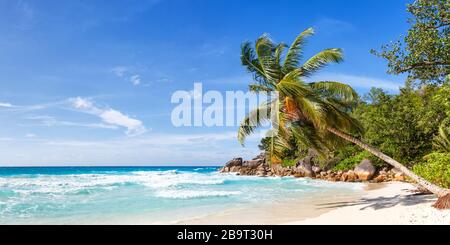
0,170 -> 363,198
295,178 -> 365,190
0,168 -> 366,223
155,190 -> 241,199
0,170 -> 231,196
131,171 -> 226,188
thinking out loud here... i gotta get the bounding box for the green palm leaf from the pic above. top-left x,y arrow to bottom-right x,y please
301,48 -> 343,77
282,28 -> 314,74
255,35 -> 281,85
238,99 -> 277,145
241,41 -> 268,85
309,81 -> 358,102
433,126 -> 450,153
238,29 -> 361,164
248,83 -> 274,92
275,78 -> 312,98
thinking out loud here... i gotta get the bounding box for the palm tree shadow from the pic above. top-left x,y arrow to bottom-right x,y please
317,191 -> 435,211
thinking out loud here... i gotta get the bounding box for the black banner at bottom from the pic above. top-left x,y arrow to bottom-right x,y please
0,225 -> 446,243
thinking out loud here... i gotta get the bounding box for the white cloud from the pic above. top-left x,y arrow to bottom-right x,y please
111,66 -> 128,77
111,65 -> 174,87
70,97 -> 147,136
130,74 -> 141,85
0,130 -> 262,166
25,133 -> 36,138
25,115 -> 118,130
72,97 -> 94,109
0,100 -> 64,112
99,109 -> 145,135
308,72 -> 403,92
111,66 -> 142,86
43,131 -> 239,148
1,98 -> 146,135
0,102 -> 13,108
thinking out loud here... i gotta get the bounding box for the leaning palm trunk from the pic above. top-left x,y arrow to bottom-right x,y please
327,127 -> 450,208
237,29 -> 450,209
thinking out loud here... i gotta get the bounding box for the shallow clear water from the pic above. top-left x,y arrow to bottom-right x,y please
0,166 -> 364,224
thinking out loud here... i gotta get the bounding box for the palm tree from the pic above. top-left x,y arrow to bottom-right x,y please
433,125 -> 450,153
237,28 -> 450,208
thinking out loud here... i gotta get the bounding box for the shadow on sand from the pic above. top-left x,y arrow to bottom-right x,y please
316,190 -> 435,211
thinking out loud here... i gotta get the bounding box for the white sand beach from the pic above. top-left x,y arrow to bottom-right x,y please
286,182 -> 450,225
177,181 -> 450,225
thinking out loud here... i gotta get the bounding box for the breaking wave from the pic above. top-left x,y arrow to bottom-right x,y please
0,167 -> 364,223
154,190 -> 241,199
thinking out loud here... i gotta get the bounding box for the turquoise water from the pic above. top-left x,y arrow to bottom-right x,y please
0,167 -> 363,224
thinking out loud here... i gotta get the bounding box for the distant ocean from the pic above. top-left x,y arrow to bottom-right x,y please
0,166 -> 364,224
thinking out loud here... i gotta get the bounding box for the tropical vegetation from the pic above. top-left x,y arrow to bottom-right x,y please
237,0 -> 450,208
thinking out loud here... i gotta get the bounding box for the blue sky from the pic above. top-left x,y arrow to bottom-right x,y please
0,0 -> 410,166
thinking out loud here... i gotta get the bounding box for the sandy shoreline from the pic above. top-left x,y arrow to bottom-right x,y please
286,182 -> 450,225
178,182 -> 450,225
22,181 -> 448,225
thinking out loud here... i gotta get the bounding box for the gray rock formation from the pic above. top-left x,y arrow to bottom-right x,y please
296,160 -> 314,177
220,153 -> 405,184
354,159 -> 376,181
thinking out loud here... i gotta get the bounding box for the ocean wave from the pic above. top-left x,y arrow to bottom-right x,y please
0,170 -> 230,196
0,168 -> 367,223
193,167 -> 218,171
0,170 -> 363,198
154,190 -> 241,199
292,177 -> 365,190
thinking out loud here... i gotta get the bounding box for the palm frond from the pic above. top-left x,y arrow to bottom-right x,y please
276,78 -> 312,98
241,41 -> 268,85
238,99 -> 277,145
309,81 -> 358,103
290,122 -> 327,153
301,48 -> 343,77
255,35 -> 282,85
282,28 -> 314,74
275,43 -> 287,66
267,126 -> 293,163
294,97 -> 327,130
433,126 -> 450,153
322,102 -> 364,135
248,83 -> 274,92
325,97 -> 356,111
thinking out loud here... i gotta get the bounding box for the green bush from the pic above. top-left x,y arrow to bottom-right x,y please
413,152 -> 450,188
332,151 -> 371,171
281,158 -> 297,167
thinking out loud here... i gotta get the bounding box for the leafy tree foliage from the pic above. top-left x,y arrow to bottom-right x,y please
414,152 -> 450,188
353,86 -> 447,165
371,0 -> 450,85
